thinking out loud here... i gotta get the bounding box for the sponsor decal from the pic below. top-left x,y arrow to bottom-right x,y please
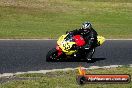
76,66 -> 131,85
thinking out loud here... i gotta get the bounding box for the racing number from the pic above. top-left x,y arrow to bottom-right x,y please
63,42 -> 70,50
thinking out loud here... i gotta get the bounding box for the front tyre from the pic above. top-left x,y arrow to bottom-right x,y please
46,48 -> 59,62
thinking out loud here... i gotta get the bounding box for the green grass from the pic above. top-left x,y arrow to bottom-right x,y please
0,0 -> 132,38
0,66 -> 132,88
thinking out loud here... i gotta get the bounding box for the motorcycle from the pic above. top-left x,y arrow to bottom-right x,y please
46,33 -> 105,62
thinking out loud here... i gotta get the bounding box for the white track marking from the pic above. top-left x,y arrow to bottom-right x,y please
0,64 -> 131,77
106,39 -> 132,40
0,39 -> 56,40
0,39 -> 131,40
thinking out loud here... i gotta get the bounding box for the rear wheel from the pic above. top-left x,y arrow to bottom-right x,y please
46,48 -> 59,61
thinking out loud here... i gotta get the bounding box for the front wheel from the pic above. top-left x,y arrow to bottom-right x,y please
46,48 -> 59,62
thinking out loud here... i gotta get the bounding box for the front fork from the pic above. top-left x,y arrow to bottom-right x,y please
56,45 -> 63,57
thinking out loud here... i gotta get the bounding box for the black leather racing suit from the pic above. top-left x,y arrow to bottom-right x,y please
68,27 -> 98,52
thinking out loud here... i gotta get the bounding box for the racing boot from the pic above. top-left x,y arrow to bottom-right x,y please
85,48 -> 95,61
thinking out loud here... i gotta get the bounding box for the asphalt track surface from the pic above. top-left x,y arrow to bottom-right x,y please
0,40 -> 132,74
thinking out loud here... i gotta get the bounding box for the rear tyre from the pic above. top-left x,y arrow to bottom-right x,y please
46,48 -> 59,62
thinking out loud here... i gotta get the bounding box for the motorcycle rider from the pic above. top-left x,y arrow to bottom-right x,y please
67,21 -> 98,61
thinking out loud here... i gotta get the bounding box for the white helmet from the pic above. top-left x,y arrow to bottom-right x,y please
82,22 -> 92,29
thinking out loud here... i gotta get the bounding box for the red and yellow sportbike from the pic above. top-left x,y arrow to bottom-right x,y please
46,33 -> 105,62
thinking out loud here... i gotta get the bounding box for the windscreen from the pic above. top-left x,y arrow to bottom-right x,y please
64,34 -> 74,42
